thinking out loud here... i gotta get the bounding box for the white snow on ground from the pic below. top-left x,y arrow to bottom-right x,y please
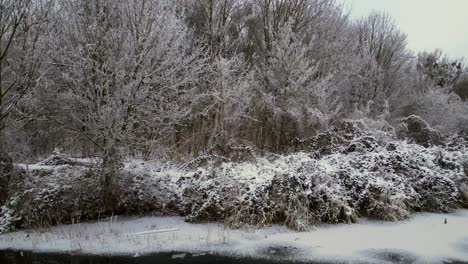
16,164 -> 56,171
1,210 -> 468,263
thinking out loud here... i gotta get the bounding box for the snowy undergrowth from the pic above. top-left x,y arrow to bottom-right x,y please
182,140 -> 468,230
1,120 -> 467,233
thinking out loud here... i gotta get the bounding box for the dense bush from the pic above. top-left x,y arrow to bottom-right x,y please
0,159 -> 181,233
181,120 -> 468,230
1,119 -> 467,233
0,152 -> 13,205
397,115 -> 443,147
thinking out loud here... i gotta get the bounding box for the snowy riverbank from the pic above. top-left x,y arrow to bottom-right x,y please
1,210 -> 468,263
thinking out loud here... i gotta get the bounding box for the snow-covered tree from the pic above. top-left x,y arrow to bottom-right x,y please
0,0 -> 50,149
1,0 -> 467,161
178,56 -> 252,156
416,50 -> 464,91
0,0 -> 51,204
350,11 -> 411,113
454,78 -> 468,101
40,0 -> 206,199
251,21 -> 333,151
184,0 -> 243,60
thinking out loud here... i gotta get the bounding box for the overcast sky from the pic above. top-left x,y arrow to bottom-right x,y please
340,0 -> 468,59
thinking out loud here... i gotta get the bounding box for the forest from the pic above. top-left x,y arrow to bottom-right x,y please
0,0 -> 468,233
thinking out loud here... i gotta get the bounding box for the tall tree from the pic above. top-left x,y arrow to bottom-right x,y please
416,50 -> 464,91
0,0 -> 50,148
44,0 -> 205,199
0,0 -> 50,204
353,11 -> 411,110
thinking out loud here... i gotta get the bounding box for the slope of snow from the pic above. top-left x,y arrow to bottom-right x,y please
1,210 -> 468,263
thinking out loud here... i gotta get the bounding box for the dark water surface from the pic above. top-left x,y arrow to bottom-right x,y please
0,250 -> 337,264
1,250 -> 467,264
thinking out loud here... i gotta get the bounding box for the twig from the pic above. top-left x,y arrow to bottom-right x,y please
124,228 -> 180,236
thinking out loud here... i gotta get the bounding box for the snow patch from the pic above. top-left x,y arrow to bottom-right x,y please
1,211 -> 468,263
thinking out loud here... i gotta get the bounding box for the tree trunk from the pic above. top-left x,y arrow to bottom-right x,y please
100,146 -> 123,211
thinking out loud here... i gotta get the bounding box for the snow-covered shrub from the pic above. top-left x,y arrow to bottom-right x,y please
0,196 -> 23,234
464,162 -> 468,178
362,185 -> 410,221
227,173 -> 357,231
179,155 -> 229,171
182,164 -> 358,231
335,119 -> 366,140
0,152 -> 14,204
180,128 -> 468,229
293,131 -> 346,156
293,118 -> 395,156
181,145 -> 257,171
16,166 -> 104,228
335,118 -> 394,143
0,160 -> 170,231
182,169 -> 245,223
397,115 -> 443,147
413,174 -> 460,213
398,89 -> 468,135
446,134 -> 468,152
113,172 -> 182,215
2,126 -> 468,233
345,136 -> 380,153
